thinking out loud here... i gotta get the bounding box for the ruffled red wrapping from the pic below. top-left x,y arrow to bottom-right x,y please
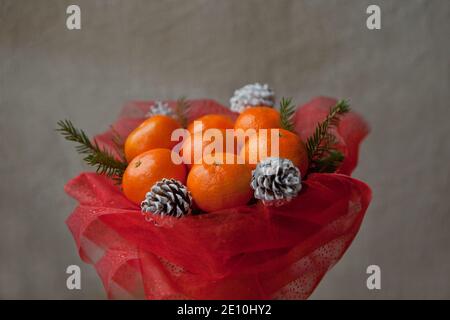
65,97 -> 371,299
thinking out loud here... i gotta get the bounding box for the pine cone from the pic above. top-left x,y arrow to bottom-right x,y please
141,179 -> 192,218
146,101 -> 175,118
230,83 -> 275,113
251,157 -> 302,207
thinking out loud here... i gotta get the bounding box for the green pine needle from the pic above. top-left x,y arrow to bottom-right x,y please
306,100 -> 350,173
279,97 -> 296,132
56,120 -> 128,182
175,96 -> 191,128
312,150 -> 345,173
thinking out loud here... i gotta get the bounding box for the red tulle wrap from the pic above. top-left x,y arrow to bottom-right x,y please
65,97 -> 372,299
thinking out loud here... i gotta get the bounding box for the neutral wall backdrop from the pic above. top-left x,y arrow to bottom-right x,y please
1,0 -> 449,299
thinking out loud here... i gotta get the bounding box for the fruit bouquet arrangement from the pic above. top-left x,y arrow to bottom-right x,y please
58,83 -> 371,299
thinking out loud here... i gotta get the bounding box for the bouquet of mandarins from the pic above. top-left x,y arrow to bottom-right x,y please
59,83 -> 371,299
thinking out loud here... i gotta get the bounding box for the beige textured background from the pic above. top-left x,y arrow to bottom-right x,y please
1,0 -> 449,299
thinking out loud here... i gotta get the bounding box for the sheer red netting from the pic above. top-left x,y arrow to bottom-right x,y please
65,97 -> 372,299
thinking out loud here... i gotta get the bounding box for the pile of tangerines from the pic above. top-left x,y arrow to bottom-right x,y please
122,106 -> 308,213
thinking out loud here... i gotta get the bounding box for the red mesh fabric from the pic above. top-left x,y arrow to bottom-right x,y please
293,96 -> 370,175
65,98 -> 371,299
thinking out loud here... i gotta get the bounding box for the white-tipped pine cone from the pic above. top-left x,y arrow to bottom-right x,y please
141,179 -> 192,218
146,101 -> 174,118
251,157 -> 302,207
230,83 -> 275,113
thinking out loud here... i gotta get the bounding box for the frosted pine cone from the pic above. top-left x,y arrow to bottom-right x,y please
141,179 -> 192,218
146,101 -> 174,118
230,83 -> 275,113
251,157 -> 302,207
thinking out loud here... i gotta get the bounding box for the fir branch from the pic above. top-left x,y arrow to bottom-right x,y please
312,150 -> 345,173
175,96 -> 190,128
279,97 -> 296,132
56,120 -> 128,182
306,100 -> 350,173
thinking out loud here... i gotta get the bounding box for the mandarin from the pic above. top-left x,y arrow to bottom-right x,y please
234,106 -> 280,133
187,114 -> 234,135
187,153 -> 253,212
180,129 -> 237,168
239,128 -> 309,175
122,148 -> 187,204
124,115 -> 181,162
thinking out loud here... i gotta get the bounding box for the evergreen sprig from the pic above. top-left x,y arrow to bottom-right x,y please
279,97 -> 296,132
306,100 -> 350,173
175,96 -> 191,128
56,120 -> 128,182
